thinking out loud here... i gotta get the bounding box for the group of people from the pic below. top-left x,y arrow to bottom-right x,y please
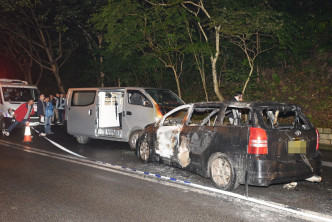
37,93 -> 66,136
2,93 -> 66,137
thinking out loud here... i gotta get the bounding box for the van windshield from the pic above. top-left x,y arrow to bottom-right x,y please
145,89 -> 184,106
3,87 -> 39,102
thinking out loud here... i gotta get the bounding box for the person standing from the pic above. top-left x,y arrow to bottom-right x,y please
229,92 -> 243,125
44,97 -> 54,135
231,92 -> 243,102
49,94 -> 57,124
56,93 -> 65,125
3,98 -> 35,136
37,94 -> 45,123
37,94 -> 46,136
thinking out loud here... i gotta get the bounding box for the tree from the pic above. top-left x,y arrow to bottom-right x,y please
0,34 -> 42,85
0,0 -> 78,93
93,0 -> 189,97
217,6 -> 282,95
145,0 -> 226,101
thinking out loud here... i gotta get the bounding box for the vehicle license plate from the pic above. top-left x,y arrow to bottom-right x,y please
288,140 -> 306,154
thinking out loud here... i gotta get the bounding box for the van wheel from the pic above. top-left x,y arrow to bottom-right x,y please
208,153 -> 239,191
139,137 -> 151,163
129,130 -> 141,150
76,136 -> 90,144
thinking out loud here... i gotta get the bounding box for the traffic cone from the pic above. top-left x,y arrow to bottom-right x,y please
23,122 -> 32,142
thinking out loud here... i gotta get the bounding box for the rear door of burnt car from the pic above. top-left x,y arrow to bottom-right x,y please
177,104 -> 222,169
216,105 -> 252,154
257,106 -> 318,159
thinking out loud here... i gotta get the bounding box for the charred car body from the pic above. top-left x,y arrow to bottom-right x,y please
136,102 -> 322,190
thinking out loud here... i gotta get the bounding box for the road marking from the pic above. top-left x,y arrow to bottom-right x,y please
322,161 -> 332,168
1,139 -> 331,222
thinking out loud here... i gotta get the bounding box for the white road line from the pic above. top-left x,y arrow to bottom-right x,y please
43,137 -> 86,159
1,139 -> 332,222
322,161 -> 332,168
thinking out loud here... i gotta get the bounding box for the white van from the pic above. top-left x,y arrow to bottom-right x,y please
0,79 -> 40,130
65,87 -> 185,149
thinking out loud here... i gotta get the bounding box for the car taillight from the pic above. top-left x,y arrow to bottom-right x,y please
315,128 -> 319,151
248,127 -> 268,155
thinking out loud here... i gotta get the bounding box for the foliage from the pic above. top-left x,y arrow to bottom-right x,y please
0,0 -> 331,127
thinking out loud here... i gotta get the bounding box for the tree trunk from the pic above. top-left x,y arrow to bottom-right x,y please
211,26 -> 224,101
242,61 -> 254,96
171,66 -> 182,98
51,64 -> 65,94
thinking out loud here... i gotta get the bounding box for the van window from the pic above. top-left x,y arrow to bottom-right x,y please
3,87 -> 39,102
128,90 -> 152,107
223,107 -> 251,126
145,89 -> 184,106
72,91 -> 96,106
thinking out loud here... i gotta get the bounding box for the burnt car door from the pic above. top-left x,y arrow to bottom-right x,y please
218,105 -> 252,152
155,105 -> 191,162
177,104 -> 222,169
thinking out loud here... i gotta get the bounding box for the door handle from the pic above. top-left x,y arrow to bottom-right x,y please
88,110 -> 92,115
126,111 -> 132,115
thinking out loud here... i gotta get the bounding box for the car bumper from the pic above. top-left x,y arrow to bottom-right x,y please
246,155 -> 322,186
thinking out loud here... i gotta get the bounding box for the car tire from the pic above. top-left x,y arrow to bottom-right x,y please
129,130 -> 142,150
76,136 -> 90,144
208,153 -> 239,191
138,136 -> 151,163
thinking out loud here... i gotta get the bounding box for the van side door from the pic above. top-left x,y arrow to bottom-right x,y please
67,90 -> 97,137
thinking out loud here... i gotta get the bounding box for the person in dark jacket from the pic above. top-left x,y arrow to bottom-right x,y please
229,92 -> 243,125
231,92 -> 243,102
56,93 -> 65,125
49,94 -> 57,123
37,94 -> 47,136
3,98 -> 35,136
37,94 -> 45,123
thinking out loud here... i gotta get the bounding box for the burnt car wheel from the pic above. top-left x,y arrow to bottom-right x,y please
139,137 -> 151,163
129,130 -> 142,150
209,153 -> 239,191
76,136 -> 90,144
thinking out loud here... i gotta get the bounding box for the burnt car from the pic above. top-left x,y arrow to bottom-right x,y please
136,102 -> 322,190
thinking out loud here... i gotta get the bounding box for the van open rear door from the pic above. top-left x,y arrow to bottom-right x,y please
96,90 -> 124,138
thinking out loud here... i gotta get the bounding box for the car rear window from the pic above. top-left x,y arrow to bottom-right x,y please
261,109 -> 310,130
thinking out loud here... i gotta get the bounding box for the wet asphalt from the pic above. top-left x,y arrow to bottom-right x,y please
0,125 -> 332,221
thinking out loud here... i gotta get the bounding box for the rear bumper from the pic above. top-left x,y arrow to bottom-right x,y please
246,154 -> 322,186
